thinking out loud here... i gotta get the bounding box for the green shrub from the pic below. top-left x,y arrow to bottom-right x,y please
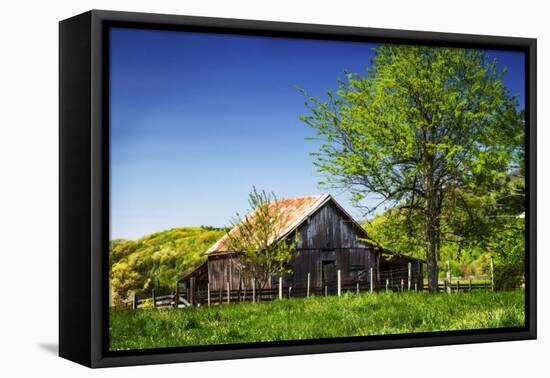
138,298 -> 154,309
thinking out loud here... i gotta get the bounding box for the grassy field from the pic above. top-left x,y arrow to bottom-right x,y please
109,290 -> 524,351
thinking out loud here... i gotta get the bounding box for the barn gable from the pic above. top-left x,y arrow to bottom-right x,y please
294,197 -> 369,250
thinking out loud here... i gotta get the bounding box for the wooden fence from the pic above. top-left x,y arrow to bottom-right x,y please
110,272 -> 493,312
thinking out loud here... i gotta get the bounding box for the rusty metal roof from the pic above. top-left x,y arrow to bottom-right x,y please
206,194 -> 331,255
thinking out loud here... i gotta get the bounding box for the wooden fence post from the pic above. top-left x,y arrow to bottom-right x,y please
226,282 -> 230,304
133,293 -> 138,310
445,261 -> 451,294
279,277 -> 283,300
207,283 -> 210,306
386,279 -> 389,291
307,273 -> 310,298
152,289 -> 156,308
174,283 -> 179,308
417,260 -> 421,291
370,267 -> 374,293
356,282 -> 359,294
337,270 -> 341,297
400,278 -> 404,292
189,277 -> 195,305
325,285 -> 327,297
490,257 -> 495,291
414,283 -> 417,293
457,280 -> 460,292
288,286 -> 292,298
219,287 -> 222,304
408,262 -> 411,291
469,279 -> 472,292
252,279 -> 256,303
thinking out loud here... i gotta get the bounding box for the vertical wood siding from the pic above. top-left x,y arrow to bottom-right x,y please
289,200 -> 378,287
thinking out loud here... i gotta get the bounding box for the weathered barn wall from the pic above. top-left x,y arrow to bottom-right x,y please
207,255 -> 243,290
285,200 -> 379,288
289,248 -> 379,288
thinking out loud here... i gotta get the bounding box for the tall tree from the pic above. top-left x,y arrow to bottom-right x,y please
300,45 -> 523,292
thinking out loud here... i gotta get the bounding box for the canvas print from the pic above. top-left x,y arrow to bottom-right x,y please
108,28 -> 526,351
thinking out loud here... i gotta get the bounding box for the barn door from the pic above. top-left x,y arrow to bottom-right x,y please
322,260 -> 336,286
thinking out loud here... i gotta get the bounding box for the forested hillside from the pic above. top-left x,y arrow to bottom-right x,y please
110,227 -> 227,303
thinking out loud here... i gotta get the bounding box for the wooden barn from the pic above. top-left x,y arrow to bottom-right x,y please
179,194 -> 423,302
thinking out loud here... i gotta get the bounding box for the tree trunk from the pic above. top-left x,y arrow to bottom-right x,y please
425,212 -> 439,293
424,169 -> 440,292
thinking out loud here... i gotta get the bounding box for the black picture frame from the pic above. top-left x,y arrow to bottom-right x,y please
59,9 -> 537,368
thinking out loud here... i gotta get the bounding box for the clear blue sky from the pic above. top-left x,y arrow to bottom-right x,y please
109,27 -> 525,240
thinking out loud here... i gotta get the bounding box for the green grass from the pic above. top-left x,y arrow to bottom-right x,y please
109,290 -> 525,351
